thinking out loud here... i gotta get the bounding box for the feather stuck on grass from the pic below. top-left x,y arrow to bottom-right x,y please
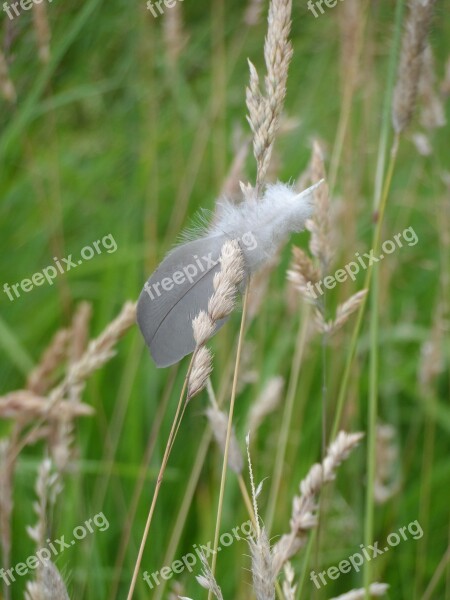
188,239 -> 245,400
137,179 -> 321,367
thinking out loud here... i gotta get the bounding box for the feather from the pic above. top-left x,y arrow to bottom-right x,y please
137,181 -> 322,367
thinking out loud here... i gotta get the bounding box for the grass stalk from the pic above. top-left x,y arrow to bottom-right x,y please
208,286 -> 250,600
330,0 -> 405,438
126,352 -> 196,600
265,302 -> 311,534
153,352 -> 241,600
109,367 -> 177,600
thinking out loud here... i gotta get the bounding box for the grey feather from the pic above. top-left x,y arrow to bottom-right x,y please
137,234 -> 247,368
137,181 -> 321,368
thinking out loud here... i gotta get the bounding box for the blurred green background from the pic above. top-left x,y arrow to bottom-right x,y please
1,0 -> 449,598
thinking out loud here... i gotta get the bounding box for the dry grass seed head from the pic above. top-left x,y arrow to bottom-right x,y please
187,346 -> 213,400
247,375 -> 284,432
25,561 -> 70,600
314,290 -> 368,335
282,562 -> 297,600
419,302 -> 446,389
67,301 -> 136,385
441,55 -> 450,96
0,49 -> 16,103
26,458 -> 62,548
246,0 -> 293,187
32,2 -> 51,63
392,0 -> 437,133
287,246 -> 320,304
206,405 -> 244,473
245,435 -> 276,600
163,1 -> 188,67
195,552 -> 224,600
374,423 -> 401,504
244,0 -> 265,26
0,391 -> 93,421
207,239 -> 246,321
192,311 -> 216,347
27,329 -> 71,395
272,431 -> 364,573
306,140 -> 332,274
249,527 -> 276,600
419,45 -> 446,129
69,302 -> 92,363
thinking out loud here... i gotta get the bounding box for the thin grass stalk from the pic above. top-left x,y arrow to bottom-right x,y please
238,474 -> 257,528
153,351 -> 246,600
316,4 -> 404,594
265,302 -> 311,533
92,337 -> 143,508
153,420 -> 244,600
330,0 -> 405,438
422,545 -> 450,600
153,427 -> 213,600
109,369 -> 177,600
364,254 -> 381,598
314,307 -> 328,587
79,338 -> 145,600
211,0 -> 227,184
373,0 -> 405,213
205,379 -> 253,517
329,1 -> 369,195
413,416 -> 435,599
208,286 -> 250,600
165,22 -> 255,242
296,533 -> 314,598
126,352 -> 196,600
363,3 -> 411,591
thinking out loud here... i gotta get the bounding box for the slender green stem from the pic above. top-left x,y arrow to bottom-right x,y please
153,428 -> 213,600
126,352 -> 196,600
265,303 -> 311,534
208,286 -> 250,600
363,138 -> 399,600
363,242 -> 381,596
330,0 -> 405,438
153,348 -> 241,600
110,367 -> 177,600
331,132 -> 400,438
297,533 -> 315,598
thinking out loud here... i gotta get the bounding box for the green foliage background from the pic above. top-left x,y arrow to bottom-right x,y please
0,0 -> 449,598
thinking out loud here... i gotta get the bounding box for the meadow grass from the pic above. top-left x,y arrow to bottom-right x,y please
0,0 -> 449,598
